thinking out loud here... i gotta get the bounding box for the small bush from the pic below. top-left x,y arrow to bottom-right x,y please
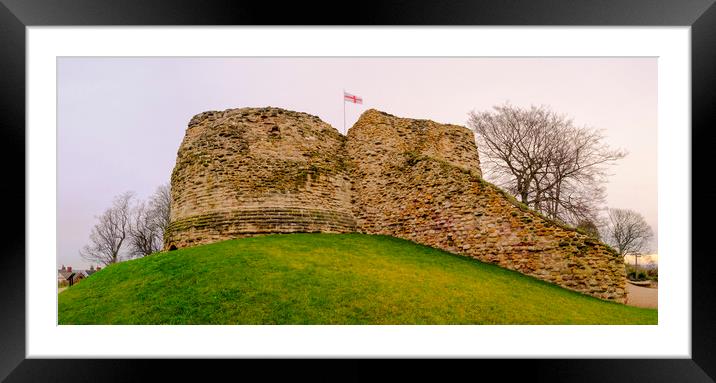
626,264 -> 658,282
403,151 -> 422,167
645,268 -> 658,281
627,271 -> 648,281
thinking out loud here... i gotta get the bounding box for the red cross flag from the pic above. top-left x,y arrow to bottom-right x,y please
344,91 -> 363,104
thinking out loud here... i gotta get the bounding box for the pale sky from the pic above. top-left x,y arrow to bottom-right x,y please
57,57 -> 657,269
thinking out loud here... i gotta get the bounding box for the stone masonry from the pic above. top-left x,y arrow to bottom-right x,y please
166,107 -> 355,249
166,107 -> 626,302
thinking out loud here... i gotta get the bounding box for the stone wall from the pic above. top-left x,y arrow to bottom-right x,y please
166,107 -> 356,249
348,111 -> 624,301
167,107 -> 626,302
347,110 -> 625,302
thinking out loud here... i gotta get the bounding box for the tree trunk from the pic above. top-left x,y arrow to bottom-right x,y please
520,190 -> 529,204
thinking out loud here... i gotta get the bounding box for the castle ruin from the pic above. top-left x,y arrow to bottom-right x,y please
166,107 -> 626,302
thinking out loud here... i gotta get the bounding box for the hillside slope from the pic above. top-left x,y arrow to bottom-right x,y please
58,234 -> 656,324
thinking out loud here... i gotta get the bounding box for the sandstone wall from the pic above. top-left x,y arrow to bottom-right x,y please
166,107 -> 356,249
347,110 -> 626,302
166,107 -> 626,302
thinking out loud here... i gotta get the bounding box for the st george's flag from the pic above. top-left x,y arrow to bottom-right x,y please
344,91 -> 363,104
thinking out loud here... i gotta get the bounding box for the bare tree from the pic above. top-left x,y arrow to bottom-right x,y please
126,184 -> 171,257
79,192 -> 134,266
148,183 -> 171,236
603,208 -> 653,273
467,103 -> 626,225
128,201 -> 163,257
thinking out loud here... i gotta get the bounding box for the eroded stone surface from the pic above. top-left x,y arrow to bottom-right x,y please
167,107 -> 355,249
166,107 -> 626,302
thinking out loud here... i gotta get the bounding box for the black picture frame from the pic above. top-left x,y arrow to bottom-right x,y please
1,0 -> 714,381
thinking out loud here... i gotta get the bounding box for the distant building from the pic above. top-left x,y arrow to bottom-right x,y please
84,264 -> 101,276
58,265 -> 73,286
58,265 -> 101,287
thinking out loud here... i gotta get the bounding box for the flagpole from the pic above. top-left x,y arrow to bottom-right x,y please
342,88 -> 346,135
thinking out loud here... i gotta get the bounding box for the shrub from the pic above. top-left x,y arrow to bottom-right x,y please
645,268 -> 658,281
627,271 -> 648,281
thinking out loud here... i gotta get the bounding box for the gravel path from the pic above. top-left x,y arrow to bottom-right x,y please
625,283 -> 658,309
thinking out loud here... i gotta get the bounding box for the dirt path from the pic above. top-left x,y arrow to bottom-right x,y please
625,283 -> 658,309
58,287 -> 67,294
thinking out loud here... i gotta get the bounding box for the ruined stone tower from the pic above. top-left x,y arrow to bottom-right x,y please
166,107 -> 355,249
166,107 -> 626,302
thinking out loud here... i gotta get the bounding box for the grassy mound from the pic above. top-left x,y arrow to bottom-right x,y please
59,233 -> 656,324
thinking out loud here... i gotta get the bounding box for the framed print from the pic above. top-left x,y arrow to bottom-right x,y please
2,0 -> 715,381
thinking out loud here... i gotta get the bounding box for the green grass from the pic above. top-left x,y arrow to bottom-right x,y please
58,233 -> 657,325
